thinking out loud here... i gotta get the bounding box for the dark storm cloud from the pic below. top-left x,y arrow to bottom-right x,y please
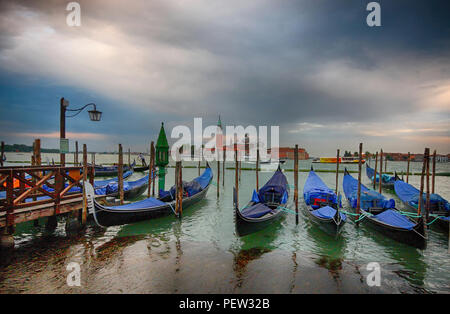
0,0 -> 449,153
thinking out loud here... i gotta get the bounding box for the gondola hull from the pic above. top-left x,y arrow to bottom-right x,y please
133,166 -> 148,172
94,167 -> 131,177
366,164 -> 394,188
401,201 -> 449,233
93,182 -> 210,226
234,204 -> 286,237
344,168 -> 426,248
303,206 -> 345,236
357,213 -> 426,249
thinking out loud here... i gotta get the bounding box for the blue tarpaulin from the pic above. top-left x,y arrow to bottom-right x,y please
394,179 -> 450,211
101,197 -> 166,211
106,175 -> 148,194
169,180 -> 202,198
241,203 -> 273,218
373,209 -> 415,230
258,168 -> 288,203
311,205 -> 346,220
366,165 -> 394,184
251,190 -> 260,203
343,172 -> 395,210
303,170 -> 339,209
160,166 -> 213,200
194,167 -> 213,189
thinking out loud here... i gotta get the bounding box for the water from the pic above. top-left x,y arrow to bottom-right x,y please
1,153 -> 449,293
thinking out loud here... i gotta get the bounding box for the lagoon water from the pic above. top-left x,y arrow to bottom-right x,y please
1,152 -> 449,293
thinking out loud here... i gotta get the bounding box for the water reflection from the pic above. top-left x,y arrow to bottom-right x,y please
304,221 -> 347,281
359,226 -> 428,289
229,222 -> 283,290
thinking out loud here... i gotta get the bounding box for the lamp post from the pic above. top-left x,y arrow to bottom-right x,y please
155,122 -> 169,196
60,97 -> 102,166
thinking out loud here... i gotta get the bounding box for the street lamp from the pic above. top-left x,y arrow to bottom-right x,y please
60,97 -> 102,166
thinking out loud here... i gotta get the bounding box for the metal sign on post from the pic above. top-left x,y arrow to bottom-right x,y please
60,138 -> 69,154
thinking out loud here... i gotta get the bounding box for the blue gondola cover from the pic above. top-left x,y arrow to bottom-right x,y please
303,170 -> 338,209
394,179 -> 450,211
311,205 -> 346,220
366,165 -> 394,184
241,203 -> 273,218
101,197 -> 166,211
251,190 -> 260,203
258,169 -> 288,202
372,209 -> 415,230
343,172 -> 395,210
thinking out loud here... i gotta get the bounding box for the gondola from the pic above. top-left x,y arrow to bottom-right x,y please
234,165 -> 289,237
133,165 -> 149,172
394,173 -> 449,233
366,164 -> 395,188
89,163 -> 213,226
93,161 -> 136,177
41,170 -> 140,198
303,167 -> 346,236
343,169 -> 426,248
2,170 -> 135,200
103,174 -> 149,199
130,159 -> 150,172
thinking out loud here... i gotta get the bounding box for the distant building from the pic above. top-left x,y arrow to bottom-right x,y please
267,147 -> 309,160
383,152 -> 449,162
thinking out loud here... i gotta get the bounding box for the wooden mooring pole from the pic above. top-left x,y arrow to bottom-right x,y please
356,143 -> 363,225
33,139 -> 41,226
239,157 -> 242,182
151,144 -> 156,197
75,141 -> 79,165
0,141 -> 5,167
335,149 -> 340,194
373,151 -> 378,189
128,148 -> 131,167
118,144 -> 124,205
432,150 -> 436,194
406,152 -> 410,183
217,156 -> 220,198
379,149 -> 383,194
256,146 -> 260,192
198,146 -> 202,176
417,148 -> 427,217
82,144 -> 88,224
0,141 -> 4,167
234,141 -> 239,209
148,141 -> 154,198
222,148 -> 225,186
175,148 -> 183,218
425,148 -> 430,223
294,145 -> 299,225
34,139 -> 41,166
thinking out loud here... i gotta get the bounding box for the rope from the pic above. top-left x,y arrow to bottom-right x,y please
354,212 -> 373,223
396,211 -> 421,218
277,205 -> 297,215
426,215 -> 447,226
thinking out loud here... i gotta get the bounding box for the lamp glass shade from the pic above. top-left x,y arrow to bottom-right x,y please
88,110 -> 102,121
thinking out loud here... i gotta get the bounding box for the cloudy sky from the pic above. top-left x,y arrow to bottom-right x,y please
0,0 -> 449,156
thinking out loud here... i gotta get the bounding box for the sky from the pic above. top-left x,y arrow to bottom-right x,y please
0,0 -> 449,156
